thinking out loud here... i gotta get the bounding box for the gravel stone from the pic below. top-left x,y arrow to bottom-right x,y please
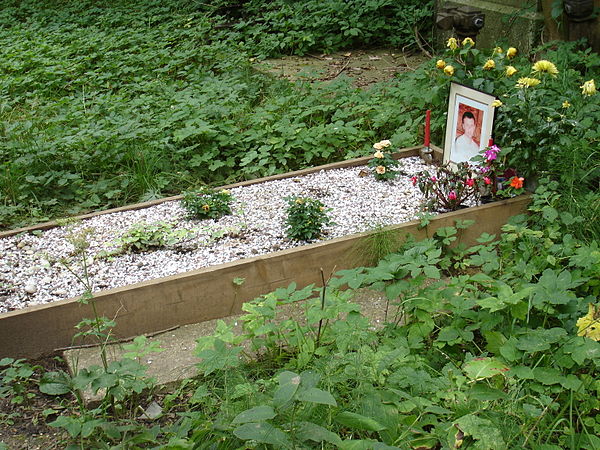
0,158 -> 439,313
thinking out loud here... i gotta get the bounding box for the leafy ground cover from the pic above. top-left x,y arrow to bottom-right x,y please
0,0 -> 432,230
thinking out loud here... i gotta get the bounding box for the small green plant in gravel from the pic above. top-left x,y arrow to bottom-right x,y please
182,187 -> 233,220
285,196 -> 332,241
117,221 -> 186,253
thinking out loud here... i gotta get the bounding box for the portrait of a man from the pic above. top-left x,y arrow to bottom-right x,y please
443,83 -> 496,167
452,106 -> 482,163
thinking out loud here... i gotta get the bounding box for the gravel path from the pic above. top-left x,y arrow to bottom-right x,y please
0,157 -> 435,313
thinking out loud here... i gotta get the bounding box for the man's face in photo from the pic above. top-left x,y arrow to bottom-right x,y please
462,116 -> 476,138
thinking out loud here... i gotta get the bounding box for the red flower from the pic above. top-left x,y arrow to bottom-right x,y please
410,176 -> 417,186
484,177 -> 492,185
466,178 -> 475,187
448,191 -> 457,200
510,177 -> 524,189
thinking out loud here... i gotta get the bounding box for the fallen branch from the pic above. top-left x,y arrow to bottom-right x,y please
55,325 -> 180,352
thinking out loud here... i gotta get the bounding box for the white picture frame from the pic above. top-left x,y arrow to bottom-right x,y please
444,82 -> 497,165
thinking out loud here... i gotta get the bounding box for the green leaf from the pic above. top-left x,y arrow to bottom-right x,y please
335,412 -> 387,432
532,367 -> 563,385
196,338 -> 242,376
296,421 -> 342,446
273,371 -> 301,408
233,422 -> 291,448
39,371 -> 72,395
463,357 -> 509,381
232,405 -> 277,424
515,328 -> 567,353
341,440 -> 400,449
453,414 -> 505,449
297,387 -> 337,406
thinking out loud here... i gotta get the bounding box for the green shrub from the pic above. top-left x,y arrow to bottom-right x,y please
182,187 -> 233,220
285,196 -> 332,241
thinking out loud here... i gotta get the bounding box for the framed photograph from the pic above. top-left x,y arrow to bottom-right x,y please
444,82 -> 497,165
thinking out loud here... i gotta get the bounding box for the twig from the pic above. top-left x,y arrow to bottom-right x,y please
55,325 -> 180,352
325,59 -> 351,80
413,25 -> 432,59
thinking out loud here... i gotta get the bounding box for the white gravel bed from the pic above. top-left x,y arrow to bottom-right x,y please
0,157 -> 436,313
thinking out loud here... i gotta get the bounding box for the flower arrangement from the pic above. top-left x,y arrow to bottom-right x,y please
284,196 -> 332,241
182,187 -> 234,220
429,39 -> 600,182
368,139 -> 400,181
412,162 -> 480,211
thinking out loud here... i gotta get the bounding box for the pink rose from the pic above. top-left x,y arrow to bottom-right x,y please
431,176 -> 437,182
466,178 -> 475,187
448,191 -> 457,200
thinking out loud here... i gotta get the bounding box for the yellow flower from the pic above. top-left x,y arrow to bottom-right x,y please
483,59 -> 495,70
576,303 -> 600,341
562,100 -> 571,108
373,150 -> 384,159
220,189 -> 230,195
295,198 -> 304,204
436,59 -> 446,69
444,65 -> 455,76
516,77 -> 540,88
532,60 -> 558,76
493,46 -> 503,54
581,79 -> 597,96
506,47 -> 517,58
375,165 -> 386,174
491,99 -> 502,107
462,37 -> 475,47
379,139 -> 391,148
505,65 -> 518,77
202,204 -> 210,211
447,37 -> 458,50
373,142 -> 384,150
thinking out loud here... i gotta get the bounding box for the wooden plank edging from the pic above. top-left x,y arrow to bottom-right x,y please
0,193 -> 530,359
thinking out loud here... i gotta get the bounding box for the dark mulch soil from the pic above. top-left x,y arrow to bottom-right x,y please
0,353 -> 68,449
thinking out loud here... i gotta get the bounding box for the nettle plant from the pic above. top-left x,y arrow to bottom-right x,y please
412,162 -> 480,211
367,139 -> 400,181
182,187 -> 234,220
285,196 -> 332,241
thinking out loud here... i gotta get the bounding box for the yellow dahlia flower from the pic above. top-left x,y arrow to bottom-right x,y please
505,66 -> 518,77
581,79 -> 597,96
506,47 -> 517,58
436,59 -> 446,69
532,60 -> 558,76
576,303 -> 600,341
444,65 -> 455,76
516,77 -> 540,88
483,59 -> 495,70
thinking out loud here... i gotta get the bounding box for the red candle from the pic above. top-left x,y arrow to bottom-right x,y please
424,109 -> 431,147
